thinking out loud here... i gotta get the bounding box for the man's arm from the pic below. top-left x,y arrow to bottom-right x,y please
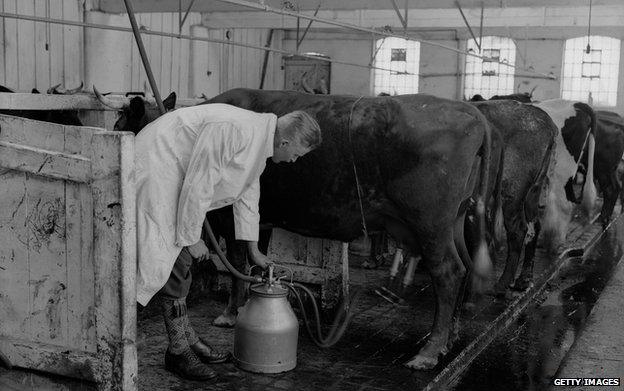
233,179 -> 270,268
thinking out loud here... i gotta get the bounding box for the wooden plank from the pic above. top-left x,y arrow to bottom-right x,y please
0,339 -> 107,382
118,133 -> 137,389
0,1 -> 6,85
34,0 -> 51,92
147,13 -> 162,93
0,141 -> 91,183
49,0 -> 64,86
62,0 -> 82,88
0,93 -> 125,110
3,0 -> 19,89
16,0 -> 36,91
170,15 -> 181,96
90,132 -> 129,390
161,13 -> 173,94
0,169 -> 31,341
25,174 -> 69,347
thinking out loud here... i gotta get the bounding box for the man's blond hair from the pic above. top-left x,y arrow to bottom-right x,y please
278,111 -> 322,149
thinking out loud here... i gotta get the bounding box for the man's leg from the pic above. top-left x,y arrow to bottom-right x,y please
162,248 -> 231,365
160,249 -> 217,380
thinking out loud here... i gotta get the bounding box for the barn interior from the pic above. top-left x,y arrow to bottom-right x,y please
0,0 -> 624,390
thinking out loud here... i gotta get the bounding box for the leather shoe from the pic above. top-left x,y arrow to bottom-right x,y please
165,348 -> 217,380
190,338 -> 232,364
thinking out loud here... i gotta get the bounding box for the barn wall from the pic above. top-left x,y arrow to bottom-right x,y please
84,11 -> 202,98
0,0 -> 83,92
193,27 -> 285,97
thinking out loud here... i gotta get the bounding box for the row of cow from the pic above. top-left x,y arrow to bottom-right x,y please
1,84 -> 623,370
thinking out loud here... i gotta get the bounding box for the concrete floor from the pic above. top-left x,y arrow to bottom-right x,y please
0,206 -> 619,391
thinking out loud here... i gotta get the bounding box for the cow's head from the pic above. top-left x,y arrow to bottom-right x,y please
93,86 -> 176,134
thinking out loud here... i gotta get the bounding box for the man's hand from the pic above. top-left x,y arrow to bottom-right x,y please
187,239 -> 209,261
246,241 -> 272,269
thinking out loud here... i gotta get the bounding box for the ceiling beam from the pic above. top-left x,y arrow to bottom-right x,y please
201,5 -> 624,30
98,0 -> 624,14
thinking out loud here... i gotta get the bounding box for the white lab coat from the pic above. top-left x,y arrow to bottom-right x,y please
135,103 -> 277,305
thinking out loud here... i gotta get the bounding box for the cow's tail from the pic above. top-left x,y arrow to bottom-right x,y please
580,104 -> 597,218
473,118 -> 493,282
526,134 -> 556,223
490,144 -> 505,248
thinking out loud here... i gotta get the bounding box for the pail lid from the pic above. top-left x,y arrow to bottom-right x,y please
250,282 -> 289,298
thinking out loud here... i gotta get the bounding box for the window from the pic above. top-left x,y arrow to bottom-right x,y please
464,36 -> 516,100
561,36 -> 621,106
373,37 -> 420,95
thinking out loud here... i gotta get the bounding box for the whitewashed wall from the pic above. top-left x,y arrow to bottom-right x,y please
0,0 -> 83,92
85,11 -> 202,98
190,27 -> 284,98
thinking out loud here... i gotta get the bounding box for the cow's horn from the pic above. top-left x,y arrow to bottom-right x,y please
529,85 -> 538,97
93,85 -> 127,109
67,81 -> 84,94
47,83 -> 62,94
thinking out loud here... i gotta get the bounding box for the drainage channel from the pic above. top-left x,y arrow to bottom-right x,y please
425,214 -> 623,391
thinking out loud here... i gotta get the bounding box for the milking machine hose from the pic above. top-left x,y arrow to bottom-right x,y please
203,220 -> 263,284
203,219 -> 362,348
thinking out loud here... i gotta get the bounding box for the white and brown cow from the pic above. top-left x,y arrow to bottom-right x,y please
532,99 -> 597,251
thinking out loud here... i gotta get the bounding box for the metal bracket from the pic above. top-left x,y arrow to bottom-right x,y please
178,0 -> 197,35
456,0 -> 481,52
296,3 -> 321,50
388,0 -> 407,31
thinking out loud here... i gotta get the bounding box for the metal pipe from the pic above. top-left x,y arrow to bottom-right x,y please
212,0 -> 554,78
455,0 -> 480,52
122,0 -> 166,115
259,29 -> 274,89
0,12 -> 422,77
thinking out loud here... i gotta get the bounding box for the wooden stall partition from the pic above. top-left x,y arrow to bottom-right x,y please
267,228 -> 348,310
0,114 -> 137,391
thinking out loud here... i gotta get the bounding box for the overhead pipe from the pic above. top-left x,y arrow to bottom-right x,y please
122,0 -> 166,115
213,0 -> 555,78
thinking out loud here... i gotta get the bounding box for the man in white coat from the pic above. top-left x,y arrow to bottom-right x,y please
134,103 -> 322,380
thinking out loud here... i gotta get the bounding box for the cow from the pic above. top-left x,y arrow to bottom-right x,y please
471,94 -> 599,251
592,110 -> 624,225
93,86 -> 177,133
203,88 -> 498,369
531,100 -> 597,250
0,84 -> 83,126
469,100 -> 557,293
113,87 -> 498,369
470,92 -> 533,103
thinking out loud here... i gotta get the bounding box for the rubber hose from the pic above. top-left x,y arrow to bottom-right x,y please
288,282 -> 362,348
203,219 -> 262,283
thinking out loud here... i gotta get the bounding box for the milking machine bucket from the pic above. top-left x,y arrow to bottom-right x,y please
233,265 -> 299,373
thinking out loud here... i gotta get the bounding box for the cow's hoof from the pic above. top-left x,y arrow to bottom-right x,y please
212,314 -> 236,328
404,354 -> 438,370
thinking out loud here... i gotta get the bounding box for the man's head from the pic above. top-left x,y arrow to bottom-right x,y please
272,111 -> 322,163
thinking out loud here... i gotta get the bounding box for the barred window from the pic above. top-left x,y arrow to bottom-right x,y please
373,37 -> 420,95
561,36 -> 621,107
464,36 -> 516,100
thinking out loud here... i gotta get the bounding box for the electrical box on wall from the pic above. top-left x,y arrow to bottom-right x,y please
283,53 -> 331,94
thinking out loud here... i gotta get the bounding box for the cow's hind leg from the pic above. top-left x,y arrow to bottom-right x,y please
405,232 -> 465,370
494,208 -> 527,296
515,220 -> 540,291
212,238 -> 248,328
599,175 -> 619,228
